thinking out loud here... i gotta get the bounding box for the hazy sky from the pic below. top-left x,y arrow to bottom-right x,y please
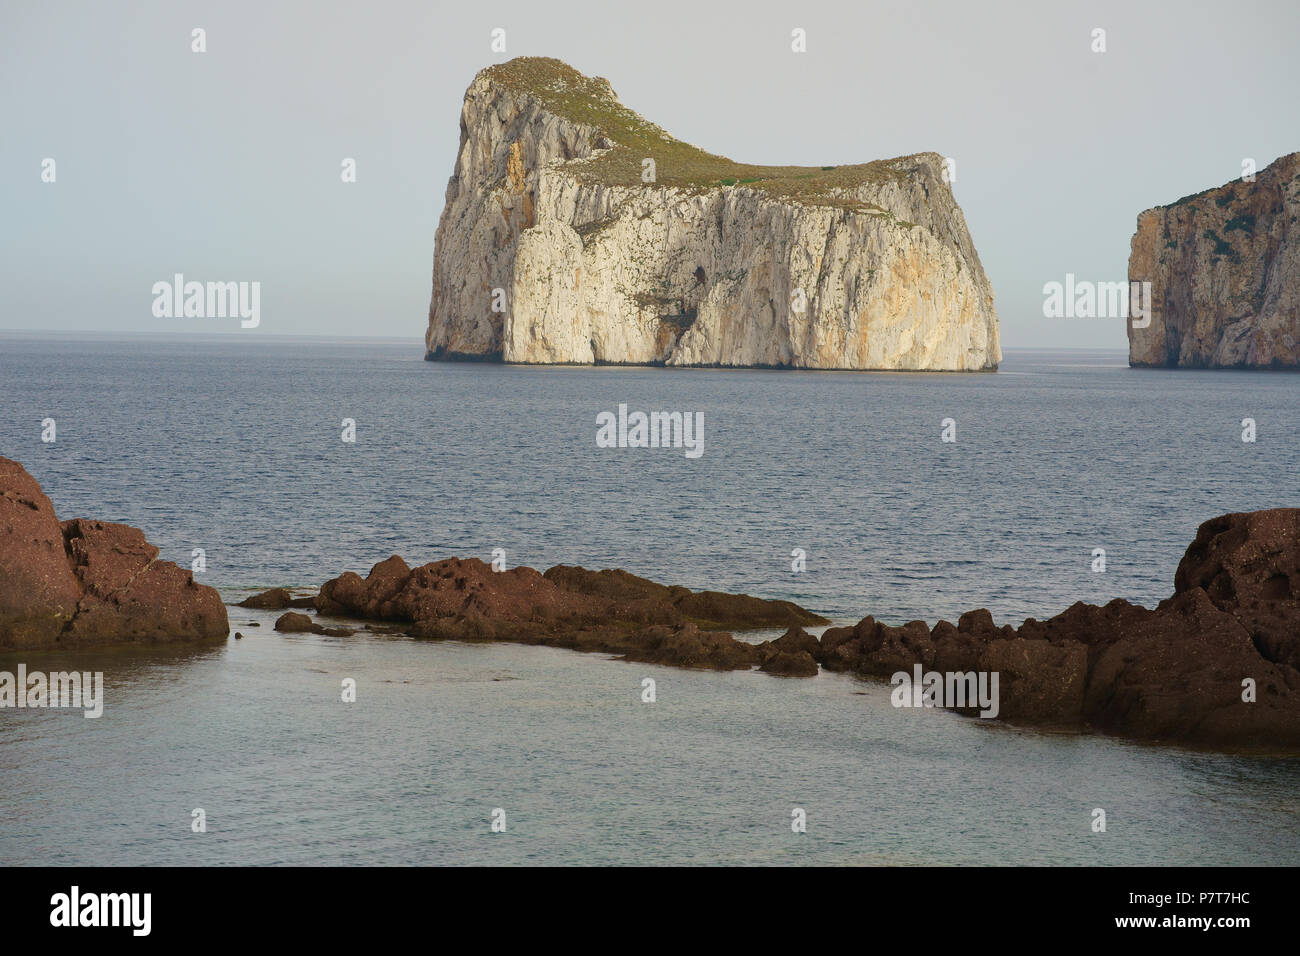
2,0 -> 1296,349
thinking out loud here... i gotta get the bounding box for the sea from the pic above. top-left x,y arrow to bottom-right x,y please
1,331 -> 1297,865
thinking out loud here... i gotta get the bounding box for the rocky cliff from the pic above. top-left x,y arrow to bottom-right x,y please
426,57 -> 1001,370
1128,152 -> 1299,368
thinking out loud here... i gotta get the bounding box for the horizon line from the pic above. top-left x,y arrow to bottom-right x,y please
0,328 -> 1125,351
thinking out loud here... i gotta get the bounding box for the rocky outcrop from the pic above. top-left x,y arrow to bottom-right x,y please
310,556 -> 826,671
1128,152 -> 1299,368
757,627 -> 823,678
1174,508 -> 1300,670
426,57 -> 1001,370
238,587 -> 294,609
0,457 -> 229,650
238,587 -> 314,610
820,509 -> 1300,751
289,508 -> 1300,751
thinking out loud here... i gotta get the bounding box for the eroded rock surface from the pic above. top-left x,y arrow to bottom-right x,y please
1128,152 -> 1299,368
299,509 -> 1300,751
821,510 -> 1300,751
427,57 -> 1001,370
0,457 -> 228,650
312,556 -> 826,671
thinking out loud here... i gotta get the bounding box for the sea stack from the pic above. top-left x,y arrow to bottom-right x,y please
425,57 -> 1001,370
1128,152 -> 1300,368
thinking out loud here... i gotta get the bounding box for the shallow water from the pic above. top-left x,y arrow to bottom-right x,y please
1,333 -> 1297,865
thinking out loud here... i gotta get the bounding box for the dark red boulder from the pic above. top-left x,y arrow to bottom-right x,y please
0,457 -> 228,650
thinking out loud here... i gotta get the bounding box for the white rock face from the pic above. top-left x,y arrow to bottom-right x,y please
426,58 -> 1001,370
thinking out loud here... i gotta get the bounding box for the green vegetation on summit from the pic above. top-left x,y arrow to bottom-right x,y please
484,56 -> 919,213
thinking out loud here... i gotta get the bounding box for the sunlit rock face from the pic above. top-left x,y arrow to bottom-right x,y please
1128,152 -> 1300,368
426,57 -> 1001,371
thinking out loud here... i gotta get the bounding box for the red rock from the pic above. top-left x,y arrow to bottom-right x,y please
821,514 -> 1300,752
762,625 -> 823,660
296,507 -> 1300,751
618,623 -> 761,671
0,458 -> 228,650
315,555 -> 820,672
543,565 -> 826,629
1175,508 -> 1300,670
0,458 -> 82,646
820,617 -> 936,676
976,635 -> 1088,726
274,612 -> 318,633
1083,589 -> 1300,748
238,588 -> 294,609
673,589 -> 825,629
759,649 -> 820,678
930,620 -> 982,674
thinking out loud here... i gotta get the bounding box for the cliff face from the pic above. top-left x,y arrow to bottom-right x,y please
1128,153 -> 1300,368
426,57 -> 1001,370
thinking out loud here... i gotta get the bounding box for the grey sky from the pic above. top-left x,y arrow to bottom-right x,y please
2,0 -> 1296,349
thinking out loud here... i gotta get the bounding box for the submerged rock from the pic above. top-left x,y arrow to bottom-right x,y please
0,457 -> 228,650
272,611 -> 354,637
426,56 -> 1001,370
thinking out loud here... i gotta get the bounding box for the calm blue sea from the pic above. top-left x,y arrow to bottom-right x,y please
1,332 -> 1297,865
